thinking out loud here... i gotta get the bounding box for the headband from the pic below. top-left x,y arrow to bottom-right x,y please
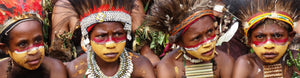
80,5 -> 132,48
169,10 -> 214,36
0,0 -> 43,40
244,11 -> 294,36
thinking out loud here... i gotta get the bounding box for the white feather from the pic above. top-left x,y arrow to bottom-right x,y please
216,22 -> 239,46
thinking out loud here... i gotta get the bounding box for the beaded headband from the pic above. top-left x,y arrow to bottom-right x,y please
0,0 -> 43,38
80,5 -> 132,48
169,10 -> 213,36
244,11 -> 294,36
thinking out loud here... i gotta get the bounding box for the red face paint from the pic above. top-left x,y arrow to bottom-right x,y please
252,38 -> 288,46
15,43 -> 44,53
93,36 -> 126,44
185,35 -> 216,48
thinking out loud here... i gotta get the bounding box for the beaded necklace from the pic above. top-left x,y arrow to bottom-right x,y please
86,48 -> 133,78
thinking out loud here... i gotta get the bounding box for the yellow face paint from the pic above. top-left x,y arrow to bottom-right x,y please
251,41 -> 290,64
8,46 -> 45,70
185,40 -> 217,61
90,40 -> 126,62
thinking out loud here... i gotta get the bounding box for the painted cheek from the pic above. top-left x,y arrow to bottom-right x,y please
185,40 -> 217,61
14,43 -> 44,53
93,36 -> 126,44
9,45 -> 45,70
9,50 -> 27,67
90,41 -> 126,62
251,42 -> 289,64
252,38 -> 288,46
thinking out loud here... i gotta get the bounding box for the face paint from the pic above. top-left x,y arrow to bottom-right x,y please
91,36 -> 126,62
251,40 -> 290,64
184,35 -> 218,61
93,35 -> 126,44
8,43 -> 45,70
252,38 -> 288,46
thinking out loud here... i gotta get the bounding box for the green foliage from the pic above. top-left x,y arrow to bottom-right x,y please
135,24 -> 168,56
250,48 -> 254,53
292,72 -> 300,78
42,0 -> 53,43
286,50 -> 300,78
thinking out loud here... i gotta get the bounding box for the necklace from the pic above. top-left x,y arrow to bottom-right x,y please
263,63 -> 283,78
185,63 -> 214,78
86,48 -> 133,78
182,48 -> 203,63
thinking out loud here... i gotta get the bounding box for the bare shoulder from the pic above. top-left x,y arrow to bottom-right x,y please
214,49 -> 234,78
129,52 -> 155,78
43,56 -> 65,67
0,58 -> 9,78
157,48 -> 179,71
43,56 -> 67,78
130,52 -> 152,65
156,49 -> 181,78
232,54 -> 254,78
215,50 -> 234,64
235,54 -> 253,66
66,54 -> 87,78
0,57 -> 9,69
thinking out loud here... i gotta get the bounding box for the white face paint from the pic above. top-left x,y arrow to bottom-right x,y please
8,45 -> 45,70
184,36 -> 218,61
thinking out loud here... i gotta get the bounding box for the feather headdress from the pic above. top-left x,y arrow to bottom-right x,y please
147,0 -> 217,43
224,0 -> 300,37
0,0 -> 43,42
68,0 -> 135,48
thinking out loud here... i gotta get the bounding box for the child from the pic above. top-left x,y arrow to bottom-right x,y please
225,0 -> 300,77
148,0 -> 234,77
0,0 -> 67,78
65,0 -> 155,78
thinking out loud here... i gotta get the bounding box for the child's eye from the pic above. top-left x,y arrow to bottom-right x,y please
34,39 -> 42,44
273,33 -> 283,38
192,35 -> 201,41
115,32 -> 124,37
207,29 -> 213,35
18,42 -> 27,48
255,34 -> 265,39
98,34 -> 107,38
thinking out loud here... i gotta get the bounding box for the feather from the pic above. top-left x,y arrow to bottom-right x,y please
216,21 -> 239,46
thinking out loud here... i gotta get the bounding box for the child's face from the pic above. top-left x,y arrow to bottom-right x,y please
181,16 -> 217,61
250,23 -> 290,64
8,20 -> 45,70
89,22 -> 126,62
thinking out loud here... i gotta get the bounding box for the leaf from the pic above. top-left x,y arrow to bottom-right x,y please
150,39 -> 156,49
158,32 -> 165,45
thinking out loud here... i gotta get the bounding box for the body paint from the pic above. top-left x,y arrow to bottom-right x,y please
251,41 -> 290,64
14,43 -> 44,53
90,38 -> 126,62
8,44 -> 45,70
252,38 -> 288,46
184,35 -> 218,61
93,36 -> 126,44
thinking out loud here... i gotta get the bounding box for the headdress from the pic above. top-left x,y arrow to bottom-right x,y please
147,0 -> 218,56
147,0 -> 217,43
224,0 -> 300,38
0,0 -> 43,42
68,0 -> 135,49
68,0 -> 135,77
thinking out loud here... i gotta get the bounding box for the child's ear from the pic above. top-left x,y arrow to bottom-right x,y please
0,43 -> 9,54
288,31 -> 296,42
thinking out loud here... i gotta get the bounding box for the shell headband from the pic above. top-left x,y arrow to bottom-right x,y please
80,5 -> 132,48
